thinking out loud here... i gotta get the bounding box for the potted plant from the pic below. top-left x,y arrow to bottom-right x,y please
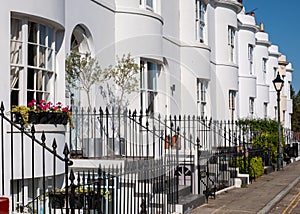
11,99 -> 73,127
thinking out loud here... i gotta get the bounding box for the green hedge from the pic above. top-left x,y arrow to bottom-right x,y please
236,156 -> 264,178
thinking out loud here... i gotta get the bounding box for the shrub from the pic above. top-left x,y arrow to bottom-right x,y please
236,156 -> 264,178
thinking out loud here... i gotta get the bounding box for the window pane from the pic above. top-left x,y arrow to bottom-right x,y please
47,48 -> 53,70
140,61 -> 145,89
48,27 -> 53,48
11,19 -> 23,65
28,22 -> 38,43
39,24 -> 46,46
10,41 -> 22,64
146,0 -> 153,8
36,70 -> 43,91
10,66 -> 22,89
147,62 -> 157,90
200,1 -> 205,22
36,92 -> 43,101
147,91 -> 155,114
11,90 -> 19,107
39,46 -> 46,68
27,68 -> 35,90
44,92 -> 50,101
11,19 -> 22,41
27,91 -> 34,104
45,72 -> 53,92
28,44 -> 37,66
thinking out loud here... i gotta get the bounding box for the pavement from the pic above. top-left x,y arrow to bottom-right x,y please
189,159 -> 300,214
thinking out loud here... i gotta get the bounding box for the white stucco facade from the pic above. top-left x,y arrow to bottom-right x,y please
0,0 -> 296,205
0,0 -> 294,126
237,9 -> 257,118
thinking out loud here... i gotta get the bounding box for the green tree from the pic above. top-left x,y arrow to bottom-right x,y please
100,54 -> 139,110
291,87 -> 300,132
65,51 -> 103,109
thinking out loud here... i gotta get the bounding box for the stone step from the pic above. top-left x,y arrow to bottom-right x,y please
176,194 -> 206,214
178,185 -> 192,197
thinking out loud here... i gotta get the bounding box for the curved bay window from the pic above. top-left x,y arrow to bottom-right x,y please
10,18 -> 55,106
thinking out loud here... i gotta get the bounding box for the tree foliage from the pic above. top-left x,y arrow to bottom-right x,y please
291,87 -> 300,132
101,54 -> 139,109
65,52 -> 139,111
238,118 -> 282,167
65,51 -> 103,108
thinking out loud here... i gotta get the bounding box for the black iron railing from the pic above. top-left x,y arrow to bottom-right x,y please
1,102 -> 289,213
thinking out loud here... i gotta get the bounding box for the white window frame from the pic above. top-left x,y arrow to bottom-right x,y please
197,79 -> 207,118
140,0 -> 154,11
263,58 -> 267,84
229,90 -> 236,110
249,97 -> 254,115
10,18 -> 55,107
248,44 -> 254,74
228,26 -> 236,62
195,0 -> 206,43
140,59 -> 160,114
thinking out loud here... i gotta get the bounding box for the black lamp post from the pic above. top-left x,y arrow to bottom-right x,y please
273,72 -> 284,170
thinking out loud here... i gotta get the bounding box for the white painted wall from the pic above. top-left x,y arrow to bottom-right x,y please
209,1 -> 241,120
237,10 -> 257,118
285,63 -> 293,129
254,31 -> 271,118
267,45 -> 281,120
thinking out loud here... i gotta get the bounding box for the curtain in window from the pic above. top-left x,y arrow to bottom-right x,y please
10,19 -> 22,89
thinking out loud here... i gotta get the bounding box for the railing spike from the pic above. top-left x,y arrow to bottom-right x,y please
98,164 -> 102,176
69,169 -> 75,182
52,139 -> 57,150
63,143 -> 70,155
77,171 -> 81,184
0,102 -> 4,112
31,125 -> 35,134
41,131 -> 46,143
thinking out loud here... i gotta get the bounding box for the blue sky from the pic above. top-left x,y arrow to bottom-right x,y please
243,0 -> 300,93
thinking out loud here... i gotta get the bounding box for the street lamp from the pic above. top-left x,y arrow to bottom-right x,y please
273,72 -> 284,170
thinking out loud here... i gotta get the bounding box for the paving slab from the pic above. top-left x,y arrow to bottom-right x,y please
189,160 -> 300,214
